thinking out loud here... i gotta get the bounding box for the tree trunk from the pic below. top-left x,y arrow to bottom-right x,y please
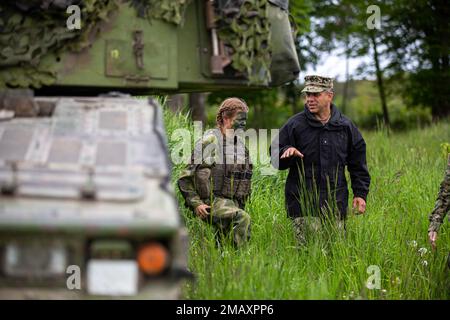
341,37 -> 350,115
370,32 -> 390,128
433,0 -> 450,118
189,92 -> 207,125
285,82 -> 300,115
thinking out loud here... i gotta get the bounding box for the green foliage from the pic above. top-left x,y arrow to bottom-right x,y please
352,107 -> 433,132
289,0 -> 312,35
165,104 -> 450,299
441,143 -> 450,159
308,0 -> 450,118
400,69 -> 450,119
386,0 -> 450,117
340,81 -> 433,131
287,0 -> 318,72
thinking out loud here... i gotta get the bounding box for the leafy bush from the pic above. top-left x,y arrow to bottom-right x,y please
338,81 -> 433,131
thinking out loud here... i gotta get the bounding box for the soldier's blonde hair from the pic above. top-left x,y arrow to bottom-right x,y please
216,97 -> 249,128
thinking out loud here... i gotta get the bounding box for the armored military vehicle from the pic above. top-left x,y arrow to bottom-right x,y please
0,0 -> 300,299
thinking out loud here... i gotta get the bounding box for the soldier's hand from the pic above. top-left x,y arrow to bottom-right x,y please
428,231 -> 438,250
281,147 -> 304,159
352,197 -> 366,214
195,204 -> 211,219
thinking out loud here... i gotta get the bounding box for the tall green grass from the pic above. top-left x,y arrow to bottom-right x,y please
164,106 -> 450,299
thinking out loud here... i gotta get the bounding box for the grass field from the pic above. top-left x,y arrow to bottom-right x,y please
165,107 -> 450,300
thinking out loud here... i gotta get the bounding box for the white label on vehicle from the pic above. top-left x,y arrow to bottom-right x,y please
87,260 -> 138,296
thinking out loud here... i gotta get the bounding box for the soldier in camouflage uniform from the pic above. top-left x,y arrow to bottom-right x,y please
428,154 -> 450,267
178,98 -> 252,247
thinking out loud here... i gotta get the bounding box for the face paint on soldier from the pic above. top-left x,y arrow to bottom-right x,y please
231,111 -> 247,130
221,111 -> 247,137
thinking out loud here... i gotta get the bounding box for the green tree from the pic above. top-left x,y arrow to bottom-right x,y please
309,0 -> 392,127
385,0 -> 450,118
310,0 -> 450,119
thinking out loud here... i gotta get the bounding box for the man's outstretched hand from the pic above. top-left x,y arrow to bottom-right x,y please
281,147 -> 304,159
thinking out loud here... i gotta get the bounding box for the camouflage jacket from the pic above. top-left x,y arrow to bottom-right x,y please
428,154 -> 450,233
177,128 -> 252,210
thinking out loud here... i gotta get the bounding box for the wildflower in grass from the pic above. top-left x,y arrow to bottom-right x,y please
418,247 -> 428,256
408,240 -> 418,248
391,277 -> 401,286
421,260 -> 428,267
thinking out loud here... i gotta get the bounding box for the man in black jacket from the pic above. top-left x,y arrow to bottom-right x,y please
271,75 -> 370,244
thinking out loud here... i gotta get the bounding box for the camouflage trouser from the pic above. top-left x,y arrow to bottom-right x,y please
208,197 -> 251,248
292,216 -> 345,246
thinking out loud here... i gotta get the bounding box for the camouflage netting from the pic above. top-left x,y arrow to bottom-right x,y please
0,0 -> 192,89
4,1 -> 82,11
127,0 -> 192,25
215,0 -> 272,85
0,0 -> 121,88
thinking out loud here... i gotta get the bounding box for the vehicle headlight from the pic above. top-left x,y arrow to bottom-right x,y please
3,241 -> 67,277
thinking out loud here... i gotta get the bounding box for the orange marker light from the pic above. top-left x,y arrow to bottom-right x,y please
137,243 -> 168,275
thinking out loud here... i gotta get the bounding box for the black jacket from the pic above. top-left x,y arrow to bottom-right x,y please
271,104 -> 370,218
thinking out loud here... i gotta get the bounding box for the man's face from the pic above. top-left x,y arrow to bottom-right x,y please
304,91 -> 333,114
231,111 -> 247,130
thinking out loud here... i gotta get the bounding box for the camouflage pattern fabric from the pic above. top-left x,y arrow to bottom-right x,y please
127,0 -> 192,25
7,0 -> 81,11
292,216 -> 345,246
301,75 -> 334,93
178,128 -> 252,208
215,0 -> 272,85
178,163 -> 212,210
428,154 -> 450,233
216,131 -> 253,205
0,0 -> 120,88
177,128 -> 252,247
209,197 -> 251,247
292,216 -> 321,246
178,129 -> 221,209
